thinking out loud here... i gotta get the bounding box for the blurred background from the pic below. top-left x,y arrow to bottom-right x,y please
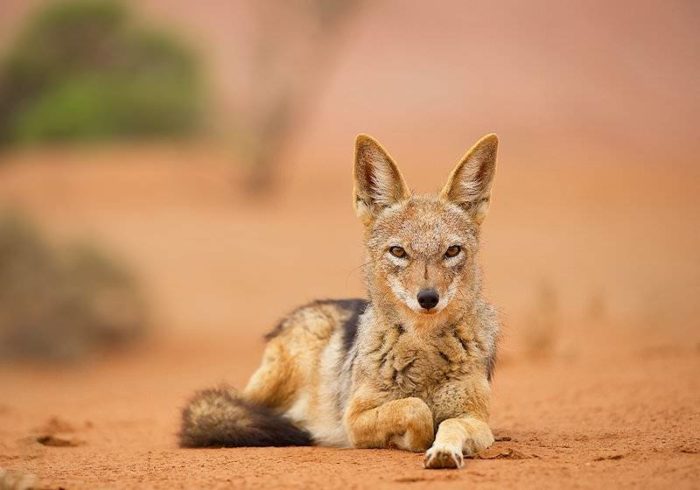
0,0 -> 698,486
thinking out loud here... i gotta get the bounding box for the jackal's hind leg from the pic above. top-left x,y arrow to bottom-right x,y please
243,340 -> 299,410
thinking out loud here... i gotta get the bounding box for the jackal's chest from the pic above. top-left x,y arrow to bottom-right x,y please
373,333 -> 476,399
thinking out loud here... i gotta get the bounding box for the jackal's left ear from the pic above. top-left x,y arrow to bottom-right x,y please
440,134 -> 498,224
354,134 -> 410,223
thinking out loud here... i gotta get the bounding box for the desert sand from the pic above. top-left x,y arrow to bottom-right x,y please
0,0 -> 698,486
0,145 -> 698,489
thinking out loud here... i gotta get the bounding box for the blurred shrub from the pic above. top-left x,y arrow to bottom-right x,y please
0,211 -> 148,360
0,0 -> 201,146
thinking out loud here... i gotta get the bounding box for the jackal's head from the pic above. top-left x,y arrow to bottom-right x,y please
353,134 -> 497,323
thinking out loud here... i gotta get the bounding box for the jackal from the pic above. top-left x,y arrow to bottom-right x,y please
180,134 -> 500,469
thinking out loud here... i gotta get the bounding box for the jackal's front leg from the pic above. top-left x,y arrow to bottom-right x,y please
344,390 -> 434,452
424,377 -> 494,469
423,415 -> 494,468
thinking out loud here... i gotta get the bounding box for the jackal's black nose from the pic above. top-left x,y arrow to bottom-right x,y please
417,288 -> 439,310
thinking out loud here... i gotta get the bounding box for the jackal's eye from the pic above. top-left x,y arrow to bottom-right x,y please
444,245 -> 462,258
389,246 -> 407,259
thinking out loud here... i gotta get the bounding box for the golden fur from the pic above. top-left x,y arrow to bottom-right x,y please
180,134 -> 501,469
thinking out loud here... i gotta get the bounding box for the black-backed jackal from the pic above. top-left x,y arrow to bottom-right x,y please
180,134 -> 500,469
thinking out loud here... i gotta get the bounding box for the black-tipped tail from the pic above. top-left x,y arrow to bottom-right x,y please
179,386 -> 312,447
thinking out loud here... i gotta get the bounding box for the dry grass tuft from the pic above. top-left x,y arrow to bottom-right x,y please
522,280 -> 560,358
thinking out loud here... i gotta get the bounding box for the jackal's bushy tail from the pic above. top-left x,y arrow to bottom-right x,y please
179,386 -> 312,447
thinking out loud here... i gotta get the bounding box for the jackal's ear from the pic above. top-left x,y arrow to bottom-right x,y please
440,134 -> 498,224
353,134 -> 410,223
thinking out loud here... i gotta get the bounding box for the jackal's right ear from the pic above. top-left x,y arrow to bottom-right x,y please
441,134 -> 498,224
353,134 -> 410,223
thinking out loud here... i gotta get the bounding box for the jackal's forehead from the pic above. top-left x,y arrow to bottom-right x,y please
370,197 -> 477,255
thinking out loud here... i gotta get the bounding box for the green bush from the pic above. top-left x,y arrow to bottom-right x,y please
0,0 -> 202,146
0,210 -> 148,360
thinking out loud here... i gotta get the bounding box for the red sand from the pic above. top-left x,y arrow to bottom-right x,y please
1,323 -> 698,489
0,0 -> 698,487
0,146 -> 698,488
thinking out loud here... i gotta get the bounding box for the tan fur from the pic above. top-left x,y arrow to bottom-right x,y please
181,134 -> 501,469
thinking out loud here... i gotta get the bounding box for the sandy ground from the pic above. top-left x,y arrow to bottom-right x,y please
0,146 -> 698,488
1,321 -> 698,489
0,1 -> 698,487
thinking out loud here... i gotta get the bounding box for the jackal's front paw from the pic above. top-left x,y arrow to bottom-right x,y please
424,443 -> 463,469
463,424 -> 495,456
386,397 -> 435,452
398,397 -> 435,452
